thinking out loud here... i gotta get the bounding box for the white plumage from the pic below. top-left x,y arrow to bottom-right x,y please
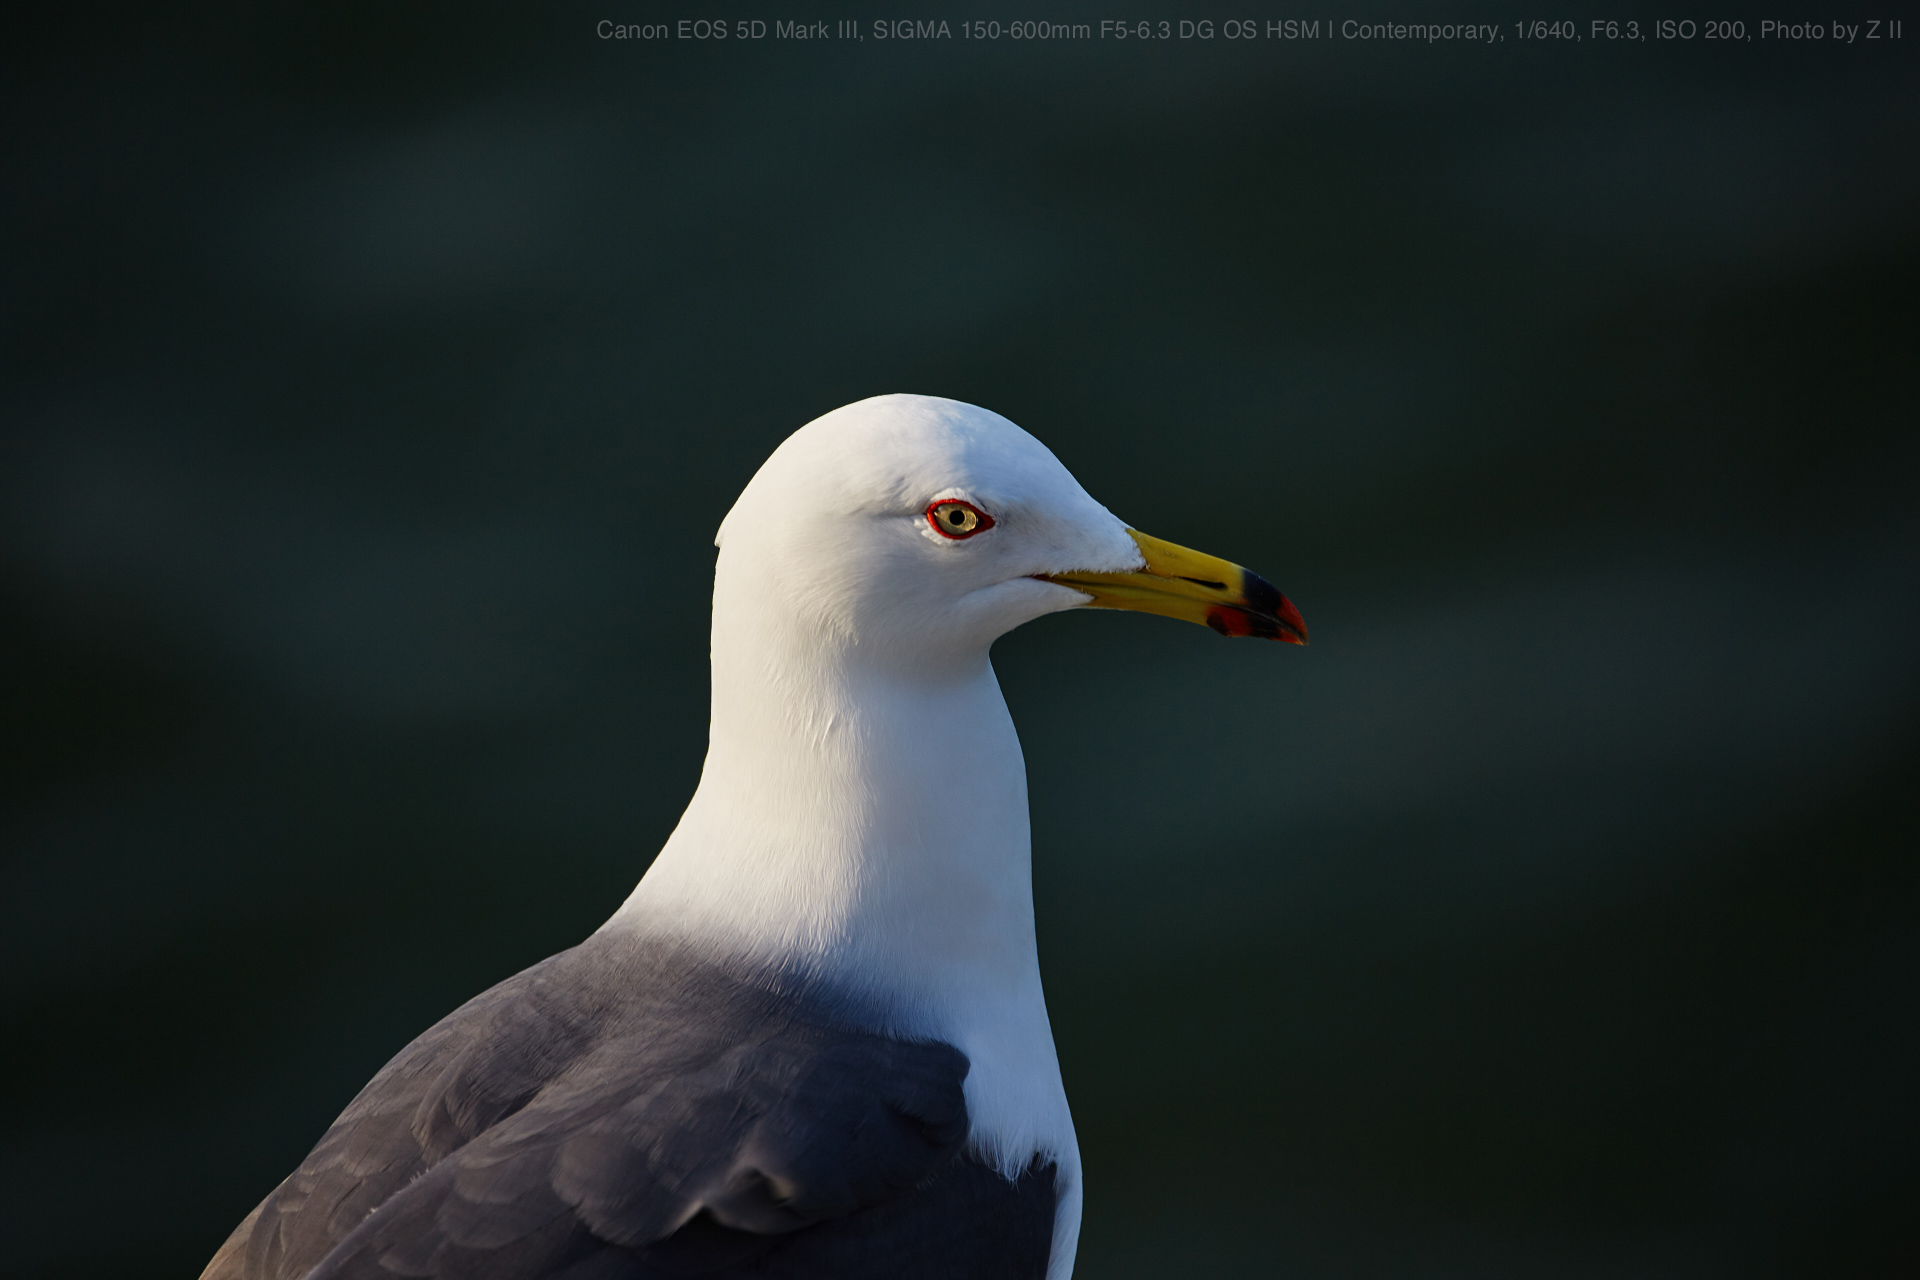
610,394 -> 1145,1278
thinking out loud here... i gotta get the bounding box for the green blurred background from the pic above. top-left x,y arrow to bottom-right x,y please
4,4 -> 1915,1277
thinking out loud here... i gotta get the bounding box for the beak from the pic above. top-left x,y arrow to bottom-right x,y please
1040,529 -> 1308,644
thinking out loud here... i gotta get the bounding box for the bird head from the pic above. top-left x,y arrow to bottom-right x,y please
712,394 -> 1306,673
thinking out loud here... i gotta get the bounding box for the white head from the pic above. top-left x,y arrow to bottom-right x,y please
710,393 -> 1142,679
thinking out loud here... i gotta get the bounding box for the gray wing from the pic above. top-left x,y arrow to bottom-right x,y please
206,947 -> 599,1279
203,936 -> 1037,1280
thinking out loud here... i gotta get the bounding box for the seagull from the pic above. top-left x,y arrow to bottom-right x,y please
202,394 -> 1306,1280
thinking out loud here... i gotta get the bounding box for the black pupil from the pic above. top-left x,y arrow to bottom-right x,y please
948,509 -> 965,525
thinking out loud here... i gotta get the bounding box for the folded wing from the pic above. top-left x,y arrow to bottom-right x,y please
204,937 -> 1051,1280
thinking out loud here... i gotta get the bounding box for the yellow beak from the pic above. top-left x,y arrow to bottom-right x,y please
1040,529 -> 1308,644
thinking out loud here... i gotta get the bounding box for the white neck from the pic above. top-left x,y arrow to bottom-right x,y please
612,641 -> 1040,1019
605,555 -> 1082,1279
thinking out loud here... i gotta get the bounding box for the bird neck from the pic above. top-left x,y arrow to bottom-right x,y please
608,625 -> 1042,1031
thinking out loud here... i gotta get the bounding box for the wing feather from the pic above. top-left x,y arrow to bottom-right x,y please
210,936 -> 1019,1280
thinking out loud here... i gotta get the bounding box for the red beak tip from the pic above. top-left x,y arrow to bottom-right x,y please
1276,596 -> 1308,645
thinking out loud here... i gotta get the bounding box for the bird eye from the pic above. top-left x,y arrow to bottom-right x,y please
927,499 -> 994,539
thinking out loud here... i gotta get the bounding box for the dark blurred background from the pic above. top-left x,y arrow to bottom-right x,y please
4,4 -> 1916,1277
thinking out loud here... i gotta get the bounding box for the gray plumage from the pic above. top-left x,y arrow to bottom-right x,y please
203,935 -> 1056,1279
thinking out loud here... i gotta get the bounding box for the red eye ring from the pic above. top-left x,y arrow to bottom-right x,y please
926,498 -> 995,539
